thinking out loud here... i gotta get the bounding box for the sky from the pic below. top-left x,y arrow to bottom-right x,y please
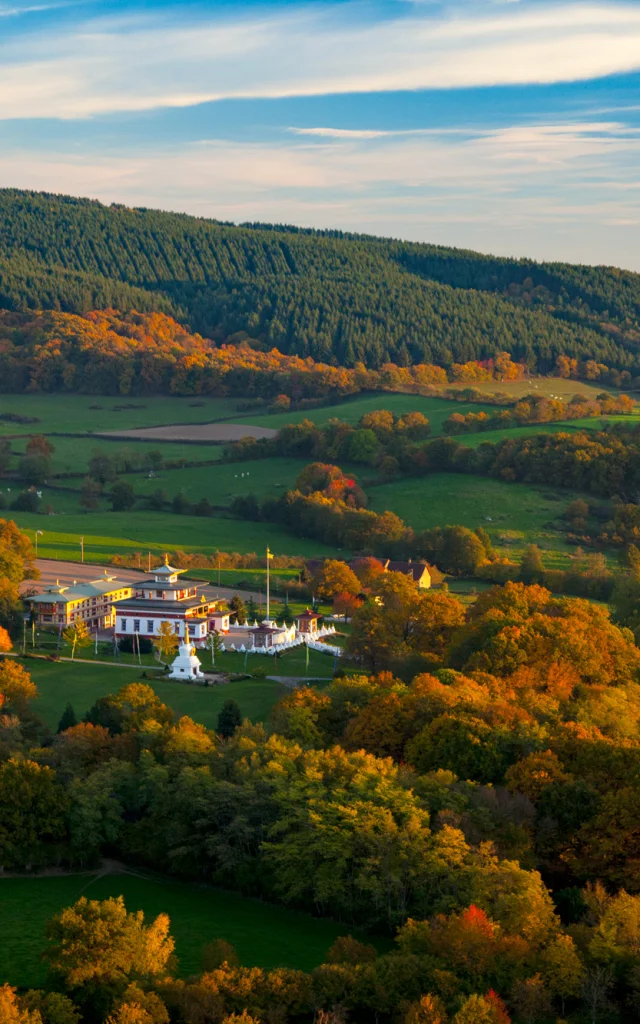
1,0 -> 640,269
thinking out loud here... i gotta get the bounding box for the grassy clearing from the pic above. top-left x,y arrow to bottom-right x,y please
452,423 -> 583,448
367,472 -> 587,568
0,872 -> 368,987
21,658 -> 291,730
0,394 -> 245,435
452,419 -> 640,449
444,378 -> 619,400
9,511 -> 339,560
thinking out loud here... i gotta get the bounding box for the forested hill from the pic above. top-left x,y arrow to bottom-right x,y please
1,188 -> 640,371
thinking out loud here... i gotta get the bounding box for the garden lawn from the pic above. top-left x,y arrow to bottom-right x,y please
0,872 -> 373,988
367,472 -> 589,568
23,659 -> 290,730
8,510 -> 340,559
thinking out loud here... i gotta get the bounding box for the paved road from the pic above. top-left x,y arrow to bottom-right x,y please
21,558 -> 266,604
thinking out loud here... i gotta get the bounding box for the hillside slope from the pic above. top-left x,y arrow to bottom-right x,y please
1,189 -> 639,370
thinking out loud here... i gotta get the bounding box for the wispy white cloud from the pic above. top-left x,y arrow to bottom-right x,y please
289,127 -> 396,139
0,119 -> 638,266
0,0 -> 75,16
2,1 -> 640,118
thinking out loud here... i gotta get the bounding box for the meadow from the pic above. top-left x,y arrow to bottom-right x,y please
1,389 -> 628,571
444,378 -> 620,399
0,394 -> 246,435
9,510 -> 338,561
367,472 -> 589,568
0,872 -> 370,988
10,435 -> 225,476
225,393 -> 495,433
114,457 -> 332,506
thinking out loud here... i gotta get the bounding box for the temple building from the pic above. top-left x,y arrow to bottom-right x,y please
296,609 -> 321,636
113,561 -> 221,648
249,621 -> 296,650
26,573 -> 132,629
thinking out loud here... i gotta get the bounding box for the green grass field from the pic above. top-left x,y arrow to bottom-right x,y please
2,391 -> 630,568
444,378 -> 619,399
451,422 -> 583,448
226,393 -> 494,433
115,457 -> 331,506
0,394 -> 246,435
10,510 -> 339,560
0,872 -> 370,987
367,472 -> 588,568
21,659 -> 291,730
10,436 -> 225,476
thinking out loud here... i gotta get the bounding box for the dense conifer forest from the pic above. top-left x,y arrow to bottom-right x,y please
1,189 -> 640,371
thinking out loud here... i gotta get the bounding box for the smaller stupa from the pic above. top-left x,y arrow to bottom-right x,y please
168,624 -> 204,681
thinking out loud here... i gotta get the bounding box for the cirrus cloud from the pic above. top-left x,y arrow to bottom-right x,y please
1,2 -> 640,118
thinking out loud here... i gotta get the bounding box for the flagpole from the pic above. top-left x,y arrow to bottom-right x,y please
266,546 -> 270,622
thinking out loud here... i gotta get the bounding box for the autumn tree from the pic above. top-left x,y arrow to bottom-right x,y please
62,620 -> 91,660
332,591 -> 362,620
351,556 -> 385,588
0,625 -> 11,653
347,573 -> 464,671
0,986 -> 43,1024
0,660 -> 37,714
403,994 -> 447,1024
201,939 -> 240,972
312,560 -> 361,600
452,992 -> 510,1023
152,622 -> 179,663
45,896 -> 175,991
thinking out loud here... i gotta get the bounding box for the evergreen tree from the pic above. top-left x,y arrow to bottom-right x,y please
228,595 -> 247,624
57,702 -> 77,734
217,699 -> 243,738
519,544 -> 545,584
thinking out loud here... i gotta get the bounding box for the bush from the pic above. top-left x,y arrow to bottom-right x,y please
11,490 -> 40,512
118,635 -> 154,655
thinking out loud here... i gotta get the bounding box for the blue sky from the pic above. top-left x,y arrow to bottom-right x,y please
1,0 -> 640,269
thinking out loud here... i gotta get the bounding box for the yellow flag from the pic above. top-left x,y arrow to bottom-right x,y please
266,548 -> 274,560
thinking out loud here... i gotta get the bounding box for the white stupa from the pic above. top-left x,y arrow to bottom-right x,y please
168,625 -> 204,681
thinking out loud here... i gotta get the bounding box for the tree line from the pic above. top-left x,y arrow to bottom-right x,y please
442,393 -> 635,435
1,188 -> 640,371
0,309 -> 555,398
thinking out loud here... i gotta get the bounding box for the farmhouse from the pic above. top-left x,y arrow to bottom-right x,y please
26,573 -> 133,629
349,557 -> 436,589
383,560 -> 433,589
113,560 -> 221,648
